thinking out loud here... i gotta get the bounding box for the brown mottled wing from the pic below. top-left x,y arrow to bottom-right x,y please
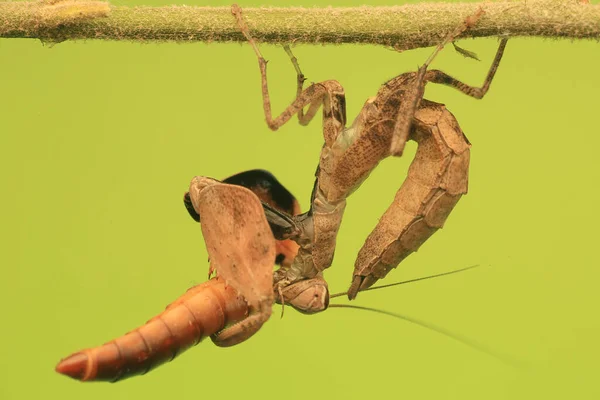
195,184 -> 276,308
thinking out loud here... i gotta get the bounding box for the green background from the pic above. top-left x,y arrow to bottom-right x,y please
1,0 -> 599,399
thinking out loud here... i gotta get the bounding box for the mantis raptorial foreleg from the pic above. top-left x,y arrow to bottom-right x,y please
186,169 -> 331,314
187,177 -> 276,346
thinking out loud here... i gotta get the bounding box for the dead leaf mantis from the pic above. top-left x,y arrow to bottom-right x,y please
55,7 -> 512,382
231,4 -> 507,306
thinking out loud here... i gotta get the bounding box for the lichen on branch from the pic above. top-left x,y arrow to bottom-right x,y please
0,0 -> 599,50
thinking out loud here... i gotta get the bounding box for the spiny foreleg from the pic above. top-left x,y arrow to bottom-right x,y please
187,177 -> 276,345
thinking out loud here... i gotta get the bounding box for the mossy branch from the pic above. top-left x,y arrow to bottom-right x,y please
0,0 -> 599,49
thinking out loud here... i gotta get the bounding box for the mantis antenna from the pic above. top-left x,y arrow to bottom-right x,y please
329,264 -> 481,299
328,303 -> 519,367
328,264 -> 519,366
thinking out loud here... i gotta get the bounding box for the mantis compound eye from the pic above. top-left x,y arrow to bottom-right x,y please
184,176 -> 222,222
183,192 -> 200,222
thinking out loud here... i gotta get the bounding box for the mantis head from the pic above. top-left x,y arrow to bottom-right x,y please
278,277 -> 329,314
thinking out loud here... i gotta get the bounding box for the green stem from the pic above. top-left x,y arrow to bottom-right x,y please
0,0 -> 599,49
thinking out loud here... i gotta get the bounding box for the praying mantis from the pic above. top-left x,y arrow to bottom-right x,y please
55,6 -> 510,382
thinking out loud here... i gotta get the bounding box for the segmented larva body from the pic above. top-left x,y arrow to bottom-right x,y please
56,277 -> 249,382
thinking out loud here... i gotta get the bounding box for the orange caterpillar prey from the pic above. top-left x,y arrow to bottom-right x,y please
56,278 -> 249,382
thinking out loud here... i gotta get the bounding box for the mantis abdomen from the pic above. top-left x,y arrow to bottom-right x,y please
350,100 -> 470,295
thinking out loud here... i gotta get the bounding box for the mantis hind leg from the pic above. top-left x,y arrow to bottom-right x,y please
232,4 -> 344,143
425,38 -> 508,100
283,45 -> 321,126
389,9 -> 487,156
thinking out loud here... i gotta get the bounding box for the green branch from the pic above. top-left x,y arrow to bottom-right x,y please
0,0 -> 599,49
